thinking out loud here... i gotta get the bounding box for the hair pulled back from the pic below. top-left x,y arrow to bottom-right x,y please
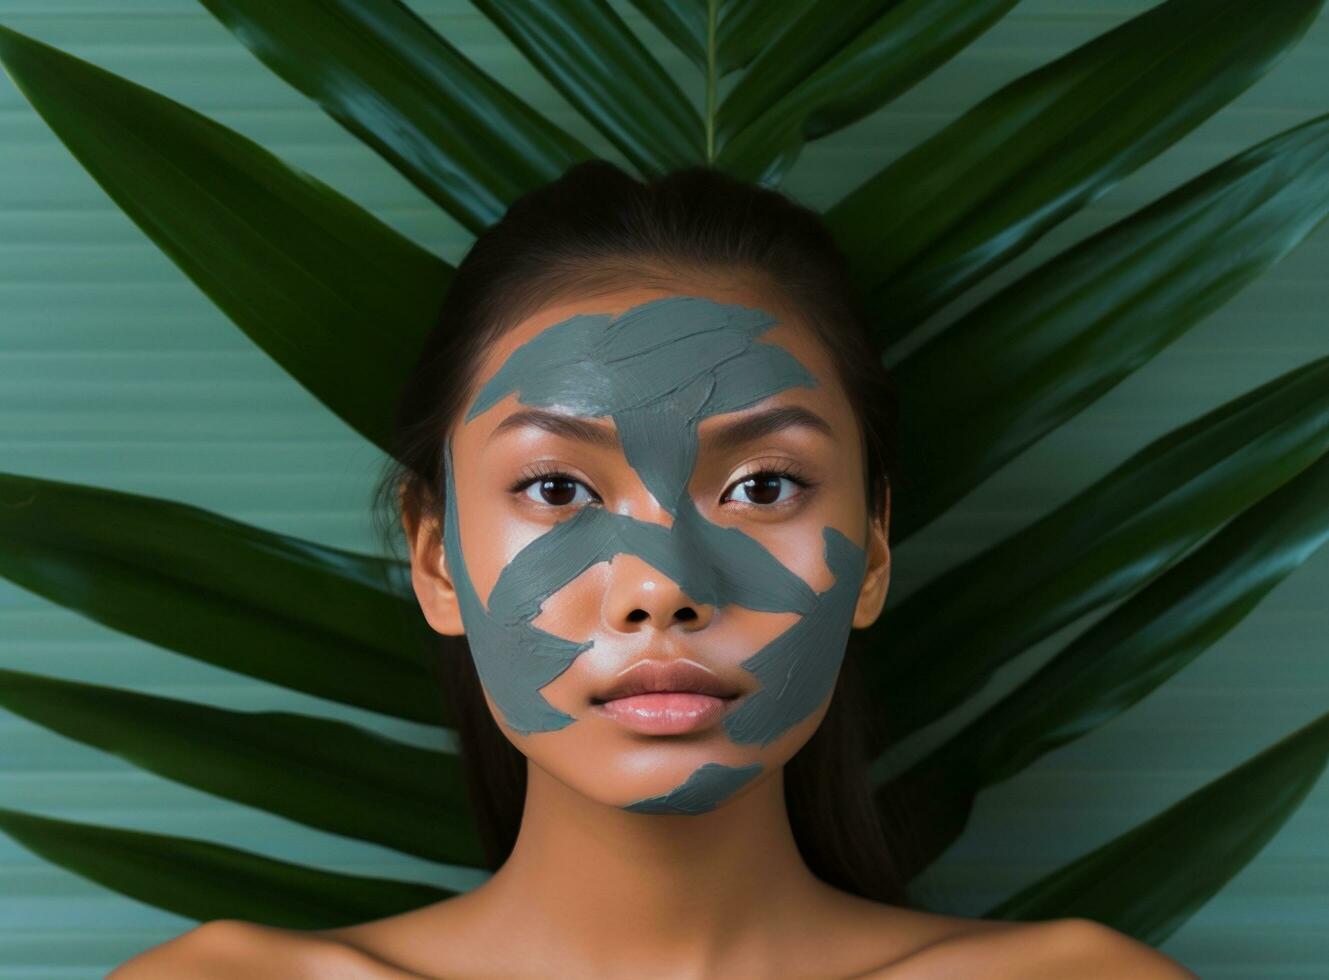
372,159 -> 917,906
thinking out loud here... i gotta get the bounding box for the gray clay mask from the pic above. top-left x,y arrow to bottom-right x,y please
442,296 -> 866,814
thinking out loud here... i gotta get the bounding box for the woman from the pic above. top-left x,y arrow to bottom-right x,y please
111,162 -> 1195,978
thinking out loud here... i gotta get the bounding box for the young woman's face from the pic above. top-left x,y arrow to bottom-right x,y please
411,282 -> 890,815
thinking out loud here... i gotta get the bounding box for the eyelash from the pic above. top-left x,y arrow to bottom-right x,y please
507,459 -> 817,511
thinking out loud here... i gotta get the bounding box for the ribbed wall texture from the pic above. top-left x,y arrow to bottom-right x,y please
1,2 -> 1326,977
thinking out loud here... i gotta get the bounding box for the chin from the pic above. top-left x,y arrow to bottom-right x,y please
492,691 -> 831,814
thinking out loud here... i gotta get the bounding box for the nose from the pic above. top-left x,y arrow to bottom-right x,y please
603,553 -> 714,634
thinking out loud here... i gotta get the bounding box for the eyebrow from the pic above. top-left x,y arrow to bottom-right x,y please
489,404 -> 835,452
491,408 -> 618,448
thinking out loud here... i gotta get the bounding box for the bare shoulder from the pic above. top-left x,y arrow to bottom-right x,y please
860,916 -> 1197,979
306,894 -> 480,977
106,918 -> 420,980
995,918 -> 1197,979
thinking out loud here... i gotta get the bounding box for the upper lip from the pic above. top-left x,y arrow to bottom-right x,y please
591,659 -> 742,703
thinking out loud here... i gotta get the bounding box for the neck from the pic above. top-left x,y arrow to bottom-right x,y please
469,760 -> 834,974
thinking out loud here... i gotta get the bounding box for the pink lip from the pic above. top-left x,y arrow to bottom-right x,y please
595,692 -> 734,735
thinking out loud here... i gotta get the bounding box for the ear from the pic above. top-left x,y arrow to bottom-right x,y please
853,479 -> 891,629
401,489 -> 466,637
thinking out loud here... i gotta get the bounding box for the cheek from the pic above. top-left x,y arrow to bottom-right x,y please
456,497 -> 557,611
741,518 -> 840,595
786,539 -> 834,596
707,486 -> 865,598
528,561 -> 608,636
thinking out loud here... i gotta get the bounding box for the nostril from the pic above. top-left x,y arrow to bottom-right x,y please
623,607 -> 700,625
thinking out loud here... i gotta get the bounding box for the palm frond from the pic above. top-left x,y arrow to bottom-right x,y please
717,0 -> 1018,183
196,0 -> 594,232
0,807 -> 453,928
0,668 -> 483,866
983,709 -> 1329,945
882,448 -> 1329,875
0,472 -> 442,724
825,0 -> 1322,339
891,111 -> 1329,538
865,356 -> 1329,745
470,0 -> 704,171
0,23 -> 449,453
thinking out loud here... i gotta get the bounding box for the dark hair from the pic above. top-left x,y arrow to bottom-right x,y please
372,160 -> 918,906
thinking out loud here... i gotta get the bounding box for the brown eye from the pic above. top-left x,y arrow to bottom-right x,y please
519,474 -> 596,508
737,474 -> 783,505
722,469 -> 806,507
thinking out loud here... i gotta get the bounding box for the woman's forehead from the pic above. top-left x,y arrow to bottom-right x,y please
462,285 -> 846,431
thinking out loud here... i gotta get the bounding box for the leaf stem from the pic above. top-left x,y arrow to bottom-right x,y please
706,0 -> 717,163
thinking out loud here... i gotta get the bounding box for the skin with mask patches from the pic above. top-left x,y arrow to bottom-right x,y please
107,281 -> 1198,979
426,286 -> 881,824
439,293 -> 869,814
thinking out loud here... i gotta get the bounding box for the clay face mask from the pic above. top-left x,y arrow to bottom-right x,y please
442,296 -> 866,814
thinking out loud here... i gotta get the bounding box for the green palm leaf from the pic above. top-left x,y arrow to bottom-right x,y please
983,708 -> 1329,945
0,23 -> 450,455
890,111 -> 1329,539
1,0 -> 1326,956
713,0 -> 817,76
195,0 -> 594,233
0,472 -> 443,725
825,0 -> 1323,340
0,668 -> 483,867
470,0 -> 704,172
626,0 -> 707,69
865,355 -> 1329,746
0,807 -> 453,928
882,448 -> 1329,876
716,0 -> 903,148
717,0 -> 1018,183
627,0 -> 823,77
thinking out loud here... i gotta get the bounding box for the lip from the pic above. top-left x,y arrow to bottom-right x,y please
591,658 -> 741,703
594,692 -> 736,735
589,658 -> 743,736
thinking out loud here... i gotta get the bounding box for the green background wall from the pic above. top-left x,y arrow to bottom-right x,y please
1,2 -> 1325,976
